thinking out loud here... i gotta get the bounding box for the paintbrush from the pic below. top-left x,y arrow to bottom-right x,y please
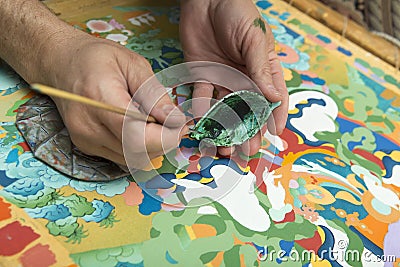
30,83 -> 157,123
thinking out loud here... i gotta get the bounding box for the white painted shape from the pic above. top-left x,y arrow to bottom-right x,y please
174,165 -> 271,232
264,131 -> 284,151
106,34 -> 128,42
352,165 -> 400,210
128,18 -> 141,26
197,206 -> 218,215
263,169 -> 286,210
289,91 -> 338,142
383,165 -> 400,187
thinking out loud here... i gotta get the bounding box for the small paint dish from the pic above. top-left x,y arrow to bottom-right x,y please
189,90 -> 281,146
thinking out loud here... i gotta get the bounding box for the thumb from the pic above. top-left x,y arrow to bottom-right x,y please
243,22 -> 282,103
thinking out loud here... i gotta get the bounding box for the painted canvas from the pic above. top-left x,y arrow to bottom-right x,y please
0,195 -> 76,266
0,0 -> 399,266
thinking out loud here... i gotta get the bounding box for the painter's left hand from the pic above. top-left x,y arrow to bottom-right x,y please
180,0 -> 288,156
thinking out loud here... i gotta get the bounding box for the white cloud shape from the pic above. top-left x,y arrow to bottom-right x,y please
289,91 -> 338,142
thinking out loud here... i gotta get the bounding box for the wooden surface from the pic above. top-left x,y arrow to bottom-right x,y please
282,0 -> 400,68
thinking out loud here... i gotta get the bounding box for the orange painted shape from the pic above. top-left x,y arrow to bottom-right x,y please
358,215 -> 388,247
191,224 -> 217,239
209,251 -> 224,267
343,99 -> 354,113
0,197 -> 12,221
19,244 -> 56,267
233,236 -> 246,246
21,91 -> 36,100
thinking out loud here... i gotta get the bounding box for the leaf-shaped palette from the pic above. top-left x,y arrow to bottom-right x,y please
190,90 -> 281,146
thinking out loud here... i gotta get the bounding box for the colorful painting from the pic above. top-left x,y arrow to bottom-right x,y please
1,0 -> 400,266
0,195 -> 76,266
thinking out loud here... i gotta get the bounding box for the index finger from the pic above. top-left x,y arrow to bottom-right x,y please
268,53 -> 288,135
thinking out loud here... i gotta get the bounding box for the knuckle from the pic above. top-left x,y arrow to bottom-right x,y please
259,63 -> 271,75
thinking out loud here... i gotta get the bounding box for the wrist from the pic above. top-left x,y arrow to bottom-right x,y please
0,0 -> 91,85
37,26 -> 92,86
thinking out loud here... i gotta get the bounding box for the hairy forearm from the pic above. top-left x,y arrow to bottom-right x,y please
0,0 -> 85,83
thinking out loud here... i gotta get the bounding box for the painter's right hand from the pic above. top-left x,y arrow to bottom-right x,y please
41,34 -> 187,168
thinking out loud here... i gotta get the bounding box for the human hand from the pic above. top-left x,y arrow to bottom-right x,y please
40,33 -> 187,168
180,0 -> 288,156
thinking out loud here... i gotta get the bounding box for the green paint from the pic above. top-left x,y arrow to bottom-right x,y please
156,150 -> 177,173
293,242 -> 311,266
315,129 -> 383,176
200,251 -> 218,264
285,69 -> 302,88
5,98 -> 30,117
253,17 -> 267,34
190,91 -> 280,146
137,194 -> 316,265
315,45 -> 324,52
140,201 -> 235,266
60,194 -> 95,217
299,24 -> 318,35
355,58 -> 370,68
329,65 -> 395,134
0,186 -> 57,209
288,18 -> 318,34
173,224 -> 191,249
316,55 -> 327,62
150,228 -> 160,238
297,177 -> 307,186
71,243 -> 144,266
330,220 -> 364,267
288,18 -> 301,26
195,214 -> 227,234
99,211 -> 120,228
223,245 -> 241,267
0,124 -> 21,146
47,217 -> 79,238
162,51 -> 181,59
384,74 -> 399,86
342,127 -> 376,152
354,58 -> 385,76
371,67 -> 385,77
268,215 -> 316,241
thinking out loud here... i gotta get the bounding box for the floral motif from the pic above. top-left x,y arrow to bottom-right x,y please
86,20 -> 114,33
294,203 -> 319,222
106,34 -> 129,45
108,19 -> 125,30
128,13 -> 155,26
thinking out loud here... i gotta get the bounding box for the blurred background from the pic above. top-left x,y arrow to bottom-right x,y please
319,0 -> 399,40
